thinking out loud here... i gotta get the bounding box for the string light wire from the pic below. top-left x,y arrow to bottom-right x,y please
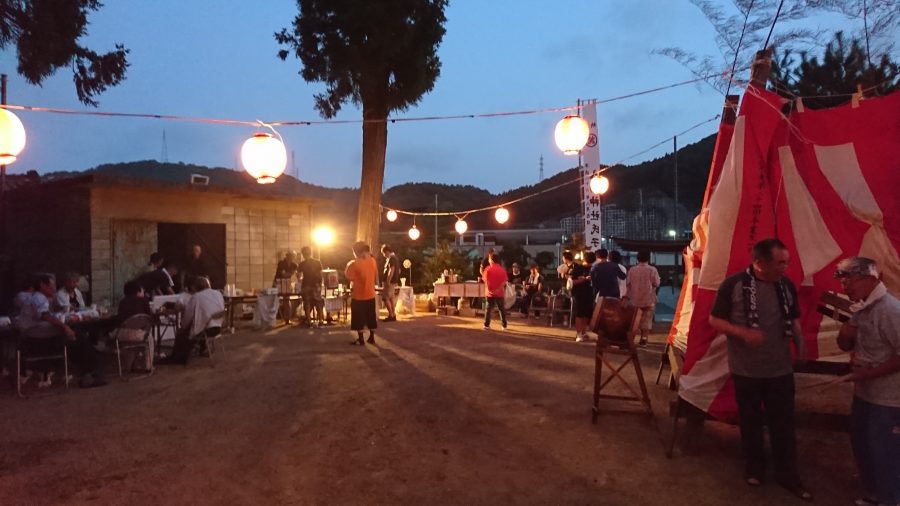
0,71 -> 738,128
382,114 -> 722,218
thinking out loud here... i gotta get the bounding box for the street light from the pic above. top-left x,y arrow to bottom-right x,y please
668,229 -> 677,238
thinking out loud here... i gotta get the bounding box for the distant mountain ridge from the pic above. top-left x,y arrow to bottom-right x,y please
22,132 -> 716,238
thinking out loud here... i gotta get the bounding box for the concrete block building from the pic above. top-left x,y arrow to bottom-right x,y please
0,162 -> 328,308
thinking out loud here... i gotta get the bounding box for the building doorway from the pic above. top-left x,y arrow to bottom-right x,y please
157,223 -> 226,290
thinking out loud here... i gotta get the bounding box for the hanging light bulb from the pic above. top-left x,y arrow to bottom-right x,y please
589,174 -> 610,195
495,207 -> 510,224
554,115 -> 589,155
454,219 -> 468,234
0,108 -> 27,164
241,131 -> 287,184
386,209 -> 398,222
408,224 -> 421,240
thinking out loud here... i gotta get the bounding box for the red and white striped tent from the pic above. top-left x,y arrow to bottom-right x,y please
668,85 -> 900,421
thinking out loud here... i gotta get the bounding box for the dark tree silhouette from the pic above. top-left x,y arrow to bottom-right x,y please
276,0 -> 448,246
0,0 -> 129,106
771,32 -> 899,109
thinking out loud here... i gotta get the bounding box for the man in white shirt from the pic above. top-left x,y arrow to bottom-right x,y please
181,277 -> 225,339
56,272 -> 86,312
164,277 -> 224,364
625,250 -> 661,346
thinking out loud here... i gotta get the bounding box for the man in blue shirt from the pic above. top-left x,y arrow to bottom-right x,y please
590,249 -> 625,300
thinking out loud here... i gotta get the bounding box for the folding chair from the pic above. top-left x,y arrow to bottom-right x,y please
547,292 -> 572,327
109,314 -> 154,380
202,309 -> 228,367
590,298 -> 653,422
16,333 -> 69,399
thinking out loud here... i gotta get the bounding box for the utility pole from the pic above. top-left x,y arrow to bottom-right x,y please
0,74 -> 7,254
161,129 -> 169,163
539,155 -> 544,182
673,135 -> 678,238
434,193 -> 438,250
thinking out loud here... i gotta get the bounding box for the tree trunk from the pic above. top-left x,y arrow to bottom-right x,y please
355,101 -> 389,248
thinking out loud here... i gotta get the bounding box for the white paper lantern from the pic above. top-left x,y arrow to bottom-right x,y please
386,209 -> 398,222
0,108 -> 26,164
495,207 -> 510,224
554,115 -> 589,155
408,225 -> 421,240
454,219 -> 468,234
589,175 -> 609,195
241,132 -> 287,184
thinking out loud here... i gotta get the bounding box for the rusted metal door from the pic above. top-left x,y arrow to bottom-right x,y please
111,220 -> 157,304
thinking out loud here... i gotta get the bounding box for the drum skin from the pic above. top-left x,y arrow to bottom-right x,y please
590,298 -> 635,343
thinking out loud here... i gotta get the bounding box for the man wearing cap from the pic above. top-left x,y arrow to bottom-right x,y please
834,257 -> 900,506
708,238 -> 811,501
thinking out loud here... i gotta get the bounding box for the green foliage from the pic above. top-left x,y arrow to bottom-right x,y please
275,0 -> 448,118
0,0 -> 129,106
534,251 -> 555,270
772,32 -> 899,109
496,240 -> 530,269
420,241 -> 471,288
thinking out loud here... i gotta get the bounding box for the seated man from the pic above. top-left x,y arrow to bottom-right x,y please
137,261 -> 178,297
56,272 -> 86,313
16,273 -> 105,388
113,280 -> 154,371
166,277 -> 224,364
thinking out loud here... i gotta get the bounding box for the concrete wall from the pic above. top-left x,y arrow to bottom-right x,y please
90,185 -> 315,303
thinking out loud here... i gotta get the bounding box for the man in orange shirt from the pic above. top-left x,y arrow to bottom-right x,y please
482,253 -> 509,330
345,241 -> 379,345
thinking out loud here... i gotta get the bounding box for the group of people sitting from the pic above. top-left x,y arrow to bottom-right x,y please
4,249 -> 226,390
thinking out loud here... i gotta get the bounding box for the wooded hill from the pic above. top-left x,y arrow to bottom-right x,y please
380,132 -> 716,234
32,132 -> 715,240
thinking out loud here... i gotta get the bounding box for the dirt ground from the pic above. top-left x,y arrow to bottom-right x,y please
1,312 -> 861,505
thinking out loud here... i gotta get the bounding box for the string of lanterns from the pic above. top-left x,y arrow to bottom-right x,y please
384,112 -> 721,241
389,113 -> 611,240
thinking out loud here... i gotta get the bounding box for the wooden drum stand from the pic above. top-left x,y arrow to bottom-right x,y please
590,297 -> 654,423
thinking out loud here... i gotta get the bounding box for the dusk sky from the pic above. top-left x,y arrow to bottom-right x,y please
0,1 -> 873,193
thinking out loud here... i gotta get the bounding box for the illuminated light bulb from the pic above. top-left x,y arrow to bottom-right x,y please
0,108 -> 26,164
554,115 -> 589,155
311,225 -> 335,246
408,225 -> 421,240
495,207 -> 510,224
386,209 -> 398,222
590,175 -> 610,195
454,219 -> 468,234
241,132 -> 287,184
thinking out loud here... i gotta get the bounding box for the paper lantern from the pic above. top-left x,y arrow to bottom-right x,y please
495,207 -> 510,224
241,132 -> 286,184
408,225 -> 421,240
589,175 -> 609,195
554,115 -> 589,155
0,108 -> 26,164
454,219 -> 468,234
386,209 -> 398,222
